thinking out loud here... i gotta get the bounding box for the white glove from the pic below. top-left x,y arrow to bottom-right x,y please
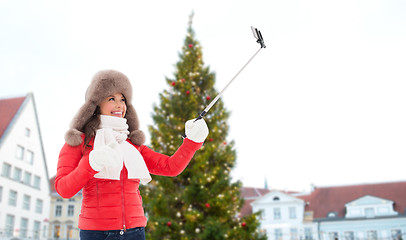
89,141 -> 121,172
185,118 -> 209,143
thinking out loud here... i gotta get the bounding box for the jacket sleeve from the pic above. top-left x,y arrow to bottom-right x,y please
139,138 -> 203,177
55,142 -> 98,198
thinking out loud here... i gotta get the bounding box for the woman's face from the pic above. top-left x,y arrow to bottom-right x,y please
99,93 -> 127,118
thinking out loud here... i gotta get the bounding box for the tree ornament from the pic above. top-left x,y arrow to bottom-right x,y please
206,96 -> 211,100
241,222 -> 247,228
186,90 -> 190,95
205,203 -> 211,208
195,228 -> 201,233
171,81 -> 176,86
181,78 -> 185,82
209,138 -> 214,142
188,43 -> 193,48
176,212 -> 181,217
167,221 -> 172,227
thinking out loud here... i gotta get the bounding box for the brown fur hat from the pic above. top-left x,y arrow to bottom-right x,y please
65,70 -> 145,146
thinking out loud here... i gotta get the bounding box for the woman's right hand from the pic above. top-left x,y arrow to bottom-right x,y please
89,141 -> 121,171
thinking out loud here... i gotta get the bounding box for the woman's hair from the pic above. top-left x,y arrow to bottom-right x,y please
81,95 -> 127,148
82,106 -> 101,148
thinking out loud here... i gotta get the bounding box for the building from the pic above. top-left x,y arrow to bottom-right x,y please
310,181 -> 406,240
48,177 -> 81,240
243,181 -> 406,240
0,93 -> 51,239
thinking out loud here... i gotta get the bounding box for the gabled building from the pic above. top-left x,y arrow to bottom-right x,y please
0,93 -> 51,239
244,181 -> 406,240
309,181 -> 406,240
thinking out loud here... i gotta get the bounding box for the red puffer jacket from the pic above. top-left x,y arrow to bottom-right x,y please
55,135 -> 202,231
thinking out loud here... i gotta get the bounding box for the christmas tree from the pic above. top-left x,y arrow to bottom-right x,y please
141,13 -> 267,240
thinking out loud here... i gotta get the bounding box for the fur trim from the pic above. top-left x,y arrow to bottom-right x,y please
65,129 -> 83,146
65,70 -> 145,146
129,130 -> 145,146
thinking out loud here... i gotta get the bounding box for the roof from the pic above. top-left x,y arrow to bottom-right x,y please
240,187 -> 270,217
0,95 -> 26,140
304,181 -> 406,219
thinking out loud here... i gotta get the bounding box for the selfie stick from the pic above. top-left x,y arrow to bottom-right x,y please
194,26 -> 266,122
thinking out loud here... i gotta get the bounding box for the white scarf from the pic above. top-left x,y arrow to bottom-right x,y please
93,115 -> 151,184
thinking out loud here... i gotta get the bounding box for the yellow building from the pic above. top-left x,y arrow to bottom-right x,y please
49,177 -> 82,240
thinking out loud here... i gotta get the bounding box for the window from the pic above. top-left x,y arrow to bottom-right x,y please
5,214 -> 15,237
26,150 -> 34,164
34,175 -> 41,189
55,205 -> 62,217
290,228 -> 298,240
36,199 -> 43,213
305,228 -> 313,240
24,171 -> 32,185
274,207 -> 281,220
53,225 -> 61,239
391,229 -> 402,240
8,190 -> 17,206
273,196 -> 280,201
258,208 -> 265,220
33,221 -> 41,239
67,205 -> 75,216
25,127 -> 31,137
66,224 -> 74,239
1,162 -> 12,177
13,167 -> 22,181
20,217 -> 28,238
345,231 -> 355,240
327,212 -> 338,218
365,208 -> 375,218
329,232 -> 338,240
275,228 -> 283,240
16,145 -> 24,160
0,186 -> 2,202
367,231 -> 378,240
23,194 -> 31,210
289,207 -> 296,219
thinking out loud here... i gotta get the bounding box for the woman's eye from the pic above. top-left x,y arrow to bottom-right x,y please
109,97 -> 115,101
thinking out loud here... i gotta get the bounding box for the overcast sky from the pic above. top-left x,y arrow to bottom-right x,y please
1,0 -> 405,192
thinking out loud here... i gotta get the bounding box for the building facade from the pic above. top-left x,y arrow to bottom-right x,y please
245,181 -> 406,240
0,94 -> 51,240
48,177 -> 81,240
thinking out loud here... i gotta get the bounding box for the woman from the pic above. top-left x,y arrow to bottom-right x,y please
55,70 -> 208,240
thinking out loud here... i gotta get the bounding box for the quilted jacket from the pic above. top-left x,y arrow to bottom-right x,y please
55,135 -> 202,231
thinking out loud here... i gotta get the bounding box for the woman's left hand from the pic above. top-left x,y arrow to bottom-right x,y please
185,118 -> 209,143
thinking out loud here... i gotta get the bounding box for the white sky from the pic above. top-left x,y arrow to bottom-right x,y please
1,0 -> 405,192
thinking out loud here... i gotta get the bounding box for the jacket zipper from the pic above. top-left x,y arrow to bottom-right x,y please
121,171 -> 127,233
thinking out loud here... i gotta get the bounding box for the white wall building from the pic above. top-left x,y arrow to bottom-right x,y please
245,181 -> 406,240
251,190 -> 317,240
0,93 -> 51,240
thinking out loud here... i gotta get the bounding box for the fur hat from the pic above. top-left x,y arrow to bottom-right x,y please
65,70 -> 145,146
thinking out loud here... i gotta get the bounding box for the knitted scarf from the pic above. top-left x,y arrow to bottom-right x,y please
93,115 -> 151,184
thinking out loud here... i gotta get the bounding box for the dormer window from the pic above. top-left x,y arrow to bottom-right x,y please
273,197 -> 280,201
365,208 -> 375,218
327,212 -> 337,218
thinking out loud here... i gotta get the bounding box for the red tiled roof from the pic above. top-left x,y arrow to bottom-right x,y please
240,187 -> 270,217
305,181 -> 406,219
50,176 -> 56,193
0,96 -> 26,139
241,187 -> 270,199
